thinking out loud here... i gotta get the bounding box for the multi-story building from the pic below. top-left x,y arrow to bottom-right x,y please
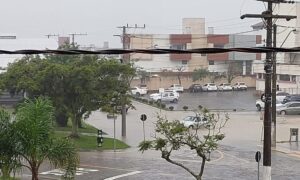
207,34 -> 262,75
127,18 -> 261,75
127,18 -> 208,72
253,2 -> 300,93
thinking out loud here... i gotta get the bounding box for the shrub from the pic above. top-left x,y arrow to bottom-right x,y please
183,106 -> 188,111
198,105 -> 203,110
169,106 -> 174,111
161,103 -> 166,109
149,100 -> 154,105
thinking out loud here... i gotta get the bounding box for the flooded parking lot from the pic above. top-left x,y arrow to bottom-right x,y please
145,88 -> 258,111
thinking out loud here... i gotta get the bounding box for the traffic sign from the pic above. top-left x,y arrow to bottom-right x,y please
140,114 -> 147,121
255,151 -> 261,162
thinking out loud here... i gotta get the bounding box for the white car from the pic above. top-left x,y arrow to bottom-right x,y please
131,87 -> 147,96
149,91 -> 179,103
180,115 -> 208,129
202,83 -> 218,91
255,99 -> 283,111
169,84 -> 184,93
233,82 -> 247,91
276,91 -> 289,103
218,83 -> 233,91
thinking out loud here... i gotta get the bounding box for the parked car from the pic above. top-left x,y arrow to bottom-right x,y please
130,86 -> 147,96
202,83 -> 218,91
149,91 -> 179,103
233,82 -> 247,91
277,101 -> 300,115
276,91 -> 289,103
169,84 -> 184,93
218,83 -> 233,91
282,94 -> 300,104
180,115 -> 208,129
189,84 -> 202,92
255,99 -> 282,111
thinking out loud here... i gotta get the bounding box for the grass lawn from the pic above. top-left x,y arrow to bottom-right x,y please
54,120 -> 100,134
54,131 -> 129,150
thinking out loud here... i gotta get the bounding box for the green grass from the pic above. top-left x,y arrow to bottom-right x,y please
55,122 -> 99,134
0,177 -> 19,180
54,131 -> 129,150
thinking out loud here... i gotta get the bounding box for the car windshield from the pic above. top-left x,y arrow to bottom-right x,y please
240,83 -> 245,85
224,83 -> 230,86
183,116 -> 194,121
210,83 -> 215,86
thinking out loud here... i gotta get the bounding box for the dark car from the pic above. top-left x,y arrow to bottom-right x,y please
282,94 -> 300,104
189,84 -> 202,92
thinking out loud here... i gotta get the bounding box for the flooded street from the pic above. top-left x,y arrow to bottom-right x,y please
146,88 -> 259,111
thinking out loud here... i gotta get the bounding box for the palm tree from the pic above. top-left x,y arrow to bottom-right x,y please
14,97 -> 79,180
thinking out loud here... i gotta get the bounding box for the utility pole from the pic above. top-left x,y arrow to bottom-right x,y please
241,1 -> 295,180
68,33 -> 88,47
45,34 -> 59,39
116,24 -> 146,137
272,24 -> 277,147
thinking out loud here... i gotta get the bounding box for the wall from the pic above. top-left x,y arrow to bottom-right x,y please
131,73 -> 256,91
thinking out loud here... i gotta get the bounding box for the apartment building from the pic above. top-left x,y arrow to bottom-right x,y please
207,34 -> 262,75
253,2 -> 300,93
127,18 -> 208,72
127,18 -> 261,76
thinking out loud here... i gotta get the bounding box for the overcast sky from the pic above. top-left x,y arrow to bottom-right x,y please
0,0 -> 265,48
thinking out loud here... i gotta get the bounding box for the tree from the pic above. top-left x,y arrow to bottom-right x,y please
1,54 -> 136,138
14,97 -> 78,180
192,68 -> 209,82
0,109 -> 20,179
226,61 -> 242,83
176,66 -> 185,85
139,109 -> 229,180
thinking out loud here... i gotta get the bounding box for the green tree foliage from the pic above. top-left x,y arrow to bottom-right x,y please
0,109 -> 20,179
0,98 -> 78,180
139,109 -> 229,180
1,53 -> 135,138
192,68 -> 209,82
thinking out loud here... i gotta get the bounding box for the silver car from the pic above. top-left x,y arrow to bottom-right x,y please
277,101 -> 300,115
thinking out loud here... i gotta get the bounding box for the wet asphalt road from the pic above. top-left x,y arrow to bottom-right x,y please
146,88 -> 258,111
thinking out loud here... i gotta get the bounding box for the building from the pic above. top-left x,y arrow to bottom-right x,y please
253,2 -> 300,94
127,18 -> 208,72
127,18 -> 261,75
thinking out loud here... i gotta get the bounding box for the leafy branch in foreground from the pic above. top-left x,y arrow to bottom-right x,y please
139,109 -> 229,180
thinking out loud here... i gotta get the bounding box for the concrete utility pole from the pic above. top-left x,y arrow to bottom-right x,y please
272,24 -> 277,147
241,1 -> 296,180
68,33 -> 88,47
116,24 -> 146,137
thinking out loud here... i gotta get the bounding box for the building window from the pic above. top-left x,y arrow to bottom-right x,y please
182,60 -> 188,65
279,74 -> 290,81
201,54 -> 206,56
292,75 -> 296,82
171,44 -> 187,50
209,61 -> 214,65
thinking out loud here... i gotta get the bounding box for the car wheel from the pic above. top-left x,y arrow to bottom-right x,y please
173,98 -> 178,103
136,92 -> 140,96
256,104 -> 262,111
157,99 -> 161,103
280,110 -> 287,115
189,125 -> 194,129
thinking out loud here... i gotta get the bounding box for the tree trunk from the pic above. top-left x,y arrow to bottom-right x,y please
31,165 -> 39,180
70,114 -> 79,138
